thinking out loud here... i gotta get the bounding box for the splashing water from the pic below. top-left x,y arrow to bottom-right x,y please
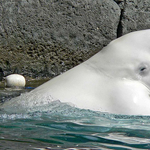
0,88 -> 150,150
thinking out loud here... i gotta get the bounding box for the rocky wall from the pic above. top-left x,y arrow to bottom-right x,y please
0,0 -> 150,79
115,0 -> 150,36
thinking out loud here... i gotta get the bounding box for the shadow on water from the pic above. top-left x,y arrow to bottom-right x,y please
0,79 -> 150,149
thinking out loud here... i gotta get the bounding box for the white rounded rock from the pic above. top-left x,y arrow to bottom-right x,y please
5,74 -> 26,88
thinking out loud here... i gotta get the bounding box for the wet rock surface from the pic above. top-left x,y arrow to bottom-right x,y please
0,0 -> 149,78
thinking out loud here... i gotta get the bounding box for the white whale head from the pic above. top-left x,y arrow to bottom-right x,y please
89,29 -> 150,89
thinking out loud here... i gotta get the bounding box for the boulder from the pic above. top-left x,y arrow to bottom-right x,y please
115,0 -> 150,35
1,0 -> 149,78
0,0 -> 120,78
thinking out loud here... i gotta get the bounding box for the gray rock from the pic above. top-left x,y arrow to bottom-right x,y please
0,0 -> 120,78
116,0 -> 150,35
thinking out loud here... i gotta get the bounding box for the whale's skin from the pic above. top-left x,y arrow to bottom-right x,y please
2,30 -> 150,115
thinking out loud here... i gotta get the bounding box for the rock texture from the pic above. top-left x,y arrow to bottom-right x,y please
0,0 -> 120,78
115,0 -> 150,36
0,0 -> 150,78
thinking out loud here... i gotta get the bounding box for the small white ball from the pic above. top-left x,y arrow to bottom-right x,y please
5,74 -> 26,88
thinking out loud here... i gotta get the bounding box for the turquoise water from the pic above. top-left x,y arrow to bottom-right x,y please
0,81 -> 150,149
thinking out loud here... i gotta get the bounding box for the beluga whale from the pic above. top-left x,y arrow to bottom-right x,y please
1,29 -> 150,115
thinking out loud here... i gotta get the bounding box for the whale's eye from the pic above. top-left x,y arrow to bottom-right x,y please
140,67 -> 147,72
138,64 -> 149,75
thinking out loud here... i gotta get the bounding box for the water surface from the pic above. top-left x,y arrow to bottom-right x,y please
0,80 -> 150,150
